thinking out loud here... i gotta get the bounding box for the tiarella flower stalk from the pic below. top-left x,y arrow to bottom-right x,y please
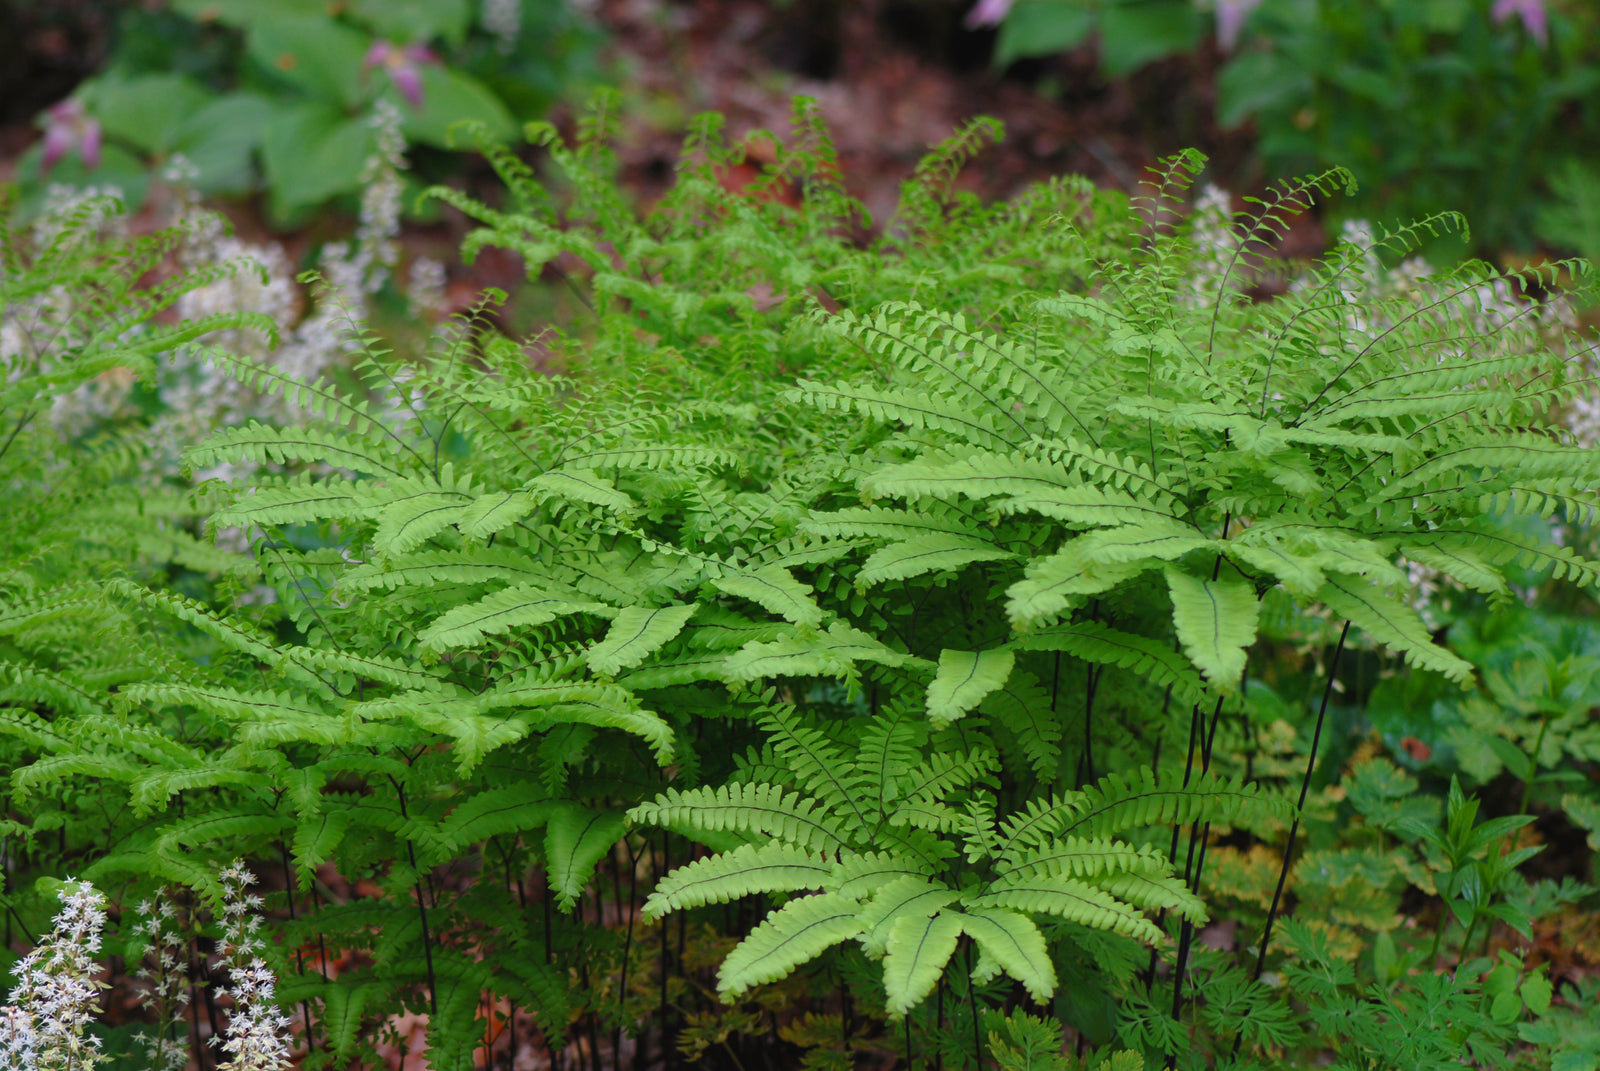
214,862 -> 294,1071
0,880 -> 110,1071
482,0 -> 522,53
133,891 -> 192,1071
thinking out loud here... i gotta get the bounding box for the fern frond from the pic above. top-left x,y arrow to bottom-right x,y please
857,535 -> 1015,588
711,565 -> 824,627
856,875 -> 961,956
184,422 -> 411,479
722,620 -> 911,681
628,783 -> 849,852
926,648 -> 1015,727
544,804 -> 625,912
642,841 -> 832,919
827,851 -> 939,899
716,892 -> 864,999
953,907 -> 1056,1002
416,583 -> 615,652
1165,567 -> 1259,693
974,874 -> 1165,944
1315,574 -> 1474,684
882,911 -> 962,1015
1010,620 -> 1206,700
1006,545 -> 1146,629
585,603 -> 698,677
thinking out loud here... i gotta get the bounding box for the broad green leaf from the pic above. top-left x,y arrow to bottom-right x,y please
260,103 -> 373,221
994,2 -> 1092,67
1097,2 -> 1201,76
1521,970 -> 1553,1016
174,93 -> 276,194
397,65 -> 518,147
1217,50 -> 1314,128
350,0 -> 472,44
172,0 -> 326,26
246,15 -> 370,109
89,74 -> 211,155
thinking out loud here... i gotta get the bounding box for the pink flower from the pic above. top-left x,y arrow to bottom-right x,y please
39,99 -> 101,172
1215,0 -> 1263,51
964,0 -> 1014,29
364,40 -> 438,109
1492,0 -> 1547,45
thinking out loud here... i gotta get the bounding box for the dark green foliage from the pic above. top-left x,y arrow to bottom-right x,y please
993,0 -> 1600,258
14,0 -> 599,222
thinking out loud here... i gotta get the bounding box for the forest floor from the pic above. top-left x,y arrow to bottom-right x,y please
1,0 -> 1323,297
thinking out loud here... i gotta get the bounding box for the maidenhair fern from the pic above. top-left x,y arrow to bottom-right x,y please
629,701 -> 1280,1013
2,99 -> 1593,1071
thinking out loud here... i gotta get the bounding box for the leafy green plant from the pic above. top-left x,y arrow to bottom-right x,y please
0,188 -> 270,893
16,0 -> 598,223
987,0 -> 1600,258
4,96 -> 1600,1071
983,0 -> 1204,76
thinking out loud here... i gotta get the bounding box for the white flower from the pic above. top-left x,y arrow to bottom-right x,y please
214,862 -> 294,1071
133,889 -> 192,1071
483,0 -> 522,52
0,880 -> 110,1070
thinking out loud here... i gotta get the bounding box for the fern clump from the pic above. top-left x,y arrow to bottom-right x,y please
630,702 -> 1282,1013
3,98 -> 1596,1070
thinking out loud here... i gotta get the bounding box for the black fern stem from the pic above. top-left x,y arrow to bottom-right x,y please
393,779 -> 439,1017
278,842 -> 319,1055
659,834 -> 676,1071
405,839 -> 439,1016
616,838 -> 640,1071
1168,694 -> 1235,1064
1081,662 -> 1101,786
1250,620 -> 1351,984
963,939 -> 982,1069
1145,697 -> 1204,995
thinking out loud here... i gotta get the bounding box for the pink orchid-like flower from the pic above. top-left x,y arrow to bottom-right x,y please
964,0 -> 1014,30
1215,0 -> 1264,51
1492,0 -> 1547,45
364,40 -> 438,109
40,99 -> 101,172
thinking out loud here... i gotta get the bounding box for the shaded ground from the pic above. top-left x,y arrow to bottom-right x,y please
594,0 -> 1261,222
0,0 -> 1294,259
